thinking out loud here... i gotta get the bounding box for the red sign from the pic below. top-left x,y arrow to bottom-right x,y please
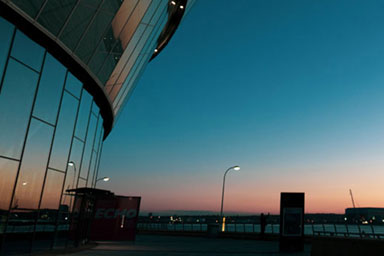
90,196 -> 141,241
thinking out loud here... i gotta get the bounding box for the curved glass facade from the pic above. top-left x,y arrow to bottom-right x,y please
5,0 -> 190,117
0,0 -> 193,254
0,17 -> 104,254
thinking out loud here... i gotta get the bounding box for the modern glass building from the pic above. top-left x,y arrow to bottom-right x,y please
0,0 -> 194,254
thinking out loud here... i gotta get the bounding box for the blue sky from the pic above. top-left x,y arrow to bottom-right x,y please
98,0 -> 384,213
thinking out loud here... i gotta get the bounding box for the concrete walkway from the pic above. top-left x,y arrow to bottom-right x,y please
68,234 -> 311,256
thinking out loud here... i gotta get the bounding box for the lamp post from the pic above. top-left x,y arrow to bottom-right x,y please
94,177 -> 110,187
220,165 -> 240,231
67,161 -> 77,189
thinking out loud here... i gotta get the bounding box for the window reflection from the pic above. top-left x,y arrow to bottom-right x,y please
79,115 -> 97,179
37,0 -> 78,36
75,90 -> 92,140
0,17 -> 14,86
40,170 -> 65,210
68,138 -> 84,189
11,30 -> 44,71
59,0 -> 101,50
33,54 -> 66,124
0,158 -> 19,211
65,73 -> 82,98
12,118 -> 54,210
49,92 -> 79,171
0,59 -> 39,159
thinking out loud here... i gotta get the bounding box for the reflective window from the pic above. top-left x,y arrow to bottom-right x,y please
49,92 -> 79,171
33,54 -> 66,124
11,30 -> 44,71
0,59 -> 39,159
75,6 -> 115,63
10,0 -> 46,19
77,178 -> 86,188
79,114 -> 97,179
75,90 -> 92,139
12,118 -> 54,210
37,0 -> 77,36
65,73 -> 82,98
40,170 -> 65,210
91,102 -> 100,116
0,158 -> 19,211
93,117 -> 103,153
0,17 -> 14,87
68,138 -> 84,187
60,0 -> 102,51
87,151 -> 97,187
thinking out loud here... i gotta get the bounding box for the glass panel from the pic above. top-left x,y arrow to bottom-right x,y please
11,30 -> 44,71
40,170 -> 65,210
104,24 -> 146,93
65,73 -> 82,98
33,54 -> 66,124
33,170 -> 65,253
93,117 -> 103,153
87,151 -> 97,187
59,0 -> 101,50
99,0 -> 123,14
0,59 -> 39,159
141,0 -> 164,25
91,102 -> 100,116
77,178 -> 86,188
75,90 -> 92,140
10,0 -> 45,19
79,114 -> 97,179
108,25 -> 152,101
0,17 -> 14,87
37,0 -> 77,36
49,92 -> 79,171
0,158 -> 19,213
75,7 -> 115,63
12,118 -> 54,210
68,138 -> 84,189
93,135 -> 103,186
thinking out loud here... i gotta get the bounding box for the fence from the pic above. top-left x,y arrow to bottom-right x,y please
137,222 -> 384,239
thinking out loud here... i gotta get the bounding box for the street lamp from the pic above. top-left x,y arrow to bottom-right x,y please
67,161 -> 77,189
220,165 -> 240,231
95,176 -> 110,187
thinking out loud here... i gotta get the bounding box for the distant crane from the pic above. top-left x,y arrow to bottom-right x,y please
349,189 -> 356,208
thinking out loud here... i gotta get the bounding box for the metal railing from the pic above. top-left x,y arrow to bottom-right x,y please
137,222 -> 384,239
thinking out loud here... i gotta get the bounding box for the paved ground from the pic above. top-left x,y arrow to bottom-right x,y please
68,234 -> 311,256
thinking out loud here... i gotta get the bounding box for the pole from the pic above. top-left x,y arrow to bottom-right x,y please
220,167 -> 231,225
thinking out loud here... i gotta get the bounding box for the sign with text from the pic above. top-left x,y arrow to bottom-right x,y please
90,196 -> 141,241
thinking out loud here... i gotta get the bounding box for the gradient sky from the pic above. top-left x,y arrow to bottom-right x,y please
98,0 -> 384,214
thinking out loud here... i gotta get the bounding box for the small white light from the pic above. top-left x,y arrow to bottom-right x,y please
103,177 -> 110,182
22,182 -> 27,186
180,5 -> 184,9
233,166 -> 240,171
68,161 -> 74,167
154,49 -> 158,53
170,1 -> 176,5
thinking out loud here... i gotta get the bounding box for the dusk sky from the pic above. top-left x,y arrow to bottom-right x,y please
98,0 -> 384,214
